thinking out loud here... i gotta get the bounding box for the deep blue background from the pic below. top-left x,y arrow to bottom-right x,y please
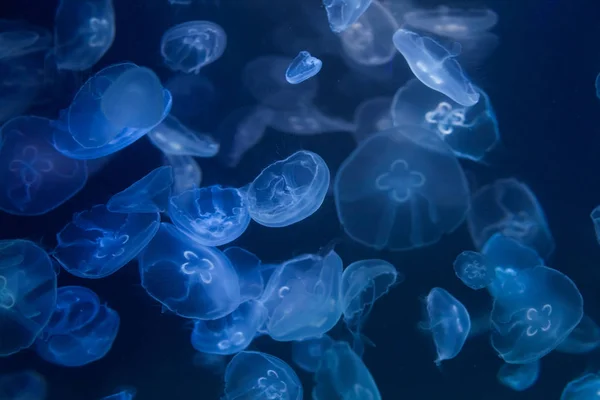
2,0 -> 600,398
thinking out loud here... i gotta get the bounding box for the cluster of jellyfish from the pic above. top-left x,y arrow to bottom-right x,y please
0,0 -> 598,398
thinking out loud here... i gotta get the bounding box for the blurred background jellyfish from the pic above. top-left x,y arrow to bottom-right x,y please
35,286 -> 120,367
285,51 -> 322,84
266,104 -> 355,136
0,115 -> 88,216
0,370 -> 47,400
107,166 -> 173,214
490,266 -> 583,364
467,178 -> 555,259
291,335 -> 334,373
322,0 -> 373,33
421,287 -> 471,365
246,150 -> 330,228
169,185 -> 251,246
334,126 -> 470,251
352,96 -> 393,143
53,204 -> 160,278
164,154 -> 202,194
53,0 -> 115,71
100,386 -> 137,400
222,351 -> 303,400
0,239 -> 57,357
497,361 -> 540,392
147,115 -> 219,158
453,250 -> 493,290
160,21 -> 226,74
391,78 -> 500,162
164,73 -> 217,128
139,223 -> 240,320
561,373 -> 600,400
53,62 -> 172,159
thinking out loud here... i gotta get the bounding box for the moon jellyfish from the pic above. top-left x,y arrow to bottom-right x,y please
246,150 -> 330,228
292,335 -> 334,373
467,178 -> 555,259
391,78 -> 499,162
556,314 -> 600,354
147,115 -> 219,158
561,373 -> 600,400
285,51 -> 322,85
0,20 -> 52,59
0,370 -> 46,400
101,386 -> 137,400
224,247 -> 264,302
164,154 -> 202,194
54,0 -> 115,71
169,185 -> 251,246
259,250 -> 343,341
403,6 -> 498,40
222,351 -> 303,400
268,104 -> 356,136
353,96 -> 394,143
0,116 -> 88,216
322,0 -> 373,33
53,63 -> 172,159
421,287 -> 471,365
160,21 -> 226,74
107,166 -> 173,213
139,223 -> 240,319
313,341 -> 381,400
334,126 -> 470,251
0,239 -> 57,357
453,250 -> 493,290
53,204 -> 160,278
35,286 -> 120,367
339,0 -> 398,66
490,266 -> 583,364
392,29 -> 479,107
497,361 -> 540,392
191,300 -> 267,355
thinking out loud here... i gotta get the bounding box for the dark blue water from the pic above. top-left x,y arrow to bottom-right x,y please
2,0 -> 600,398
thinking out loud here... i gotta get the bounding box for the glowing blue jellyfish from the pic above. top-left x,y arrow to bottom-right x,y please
391,78 -> 499,162
561,373 -> 600,400
53,62 -> 172,159
334,126 -> 470,251
139,223 -> 240,319
53,204 -> 160,278
392,29 -> 479,107
54,0 -> 115,71
0,370 -> 46,400
107,166 -> 173,213
322,0 -> 373,33
0,20 -> 52,59
246,150 -> 330,228
291,335 -> 334,373
285,51 -> 322,85
223,351 -> 303,400
160,21 -> 226,74
0,116 -> 88,216
497,361 -> 540,392
0,239 -> 57,357
421,287 -> 471,365
490,266 -> 583,364
164,154 -> 202,194
224,247 -> 264,302
259,250 -> 343,341
35,286 -> 119,367
313,341 -> 381,400
556,315 -> 600,354
169,185 -> 251,246
453,250 -> 493,290
467,178 -> 555,259
100,386 -> 137,400
353,97 -> 394,143
147,115 -> 219,157
268,104 -> 356,136
191,300 -> 267,355
404,6 -> 498,39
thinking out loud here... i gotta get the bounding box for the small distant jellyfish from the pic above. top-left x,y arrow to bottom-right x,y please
322,0 -> 373,33
561,373 -> 600,400
453,250 -> 494,290
421,287 -> 471,365
160,21 -> 226,74
497,361 -> 540,392
285,51 -> 322,85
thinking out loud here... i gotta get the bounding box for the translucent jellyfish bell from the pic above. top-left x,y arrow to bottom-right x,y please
107,166 -> 173,213
222,351 -> 303,400
453,250 -> 494,290
147,115 -> 219,158
392,29 -> 479,107
164,154 -> 202,194
0,240 -> 57,357
0,370 -> 46,400
0,20 -> 52,60
421,287 -> 471,365
285,51 -> 322,84
403,6 -> 499,40
54,0 -> 116,71
268,103 -> 356,136
561,373 -> 600,400
169,185 -> 251,246
160,21 -> 226,74
391,78 -> 500,162
35,286 -> 120,367
246,150 -> 330,228
352,96 -> 394,143
490,266 -> 584,364
556,314 -> 600,354
334,126 -> 470,251
223,247 -> 264,302
291,335 -> 334,373
497,361 -> 540,392
0,116 -> 88,216
322,0 -> 373,33
139,223 -> 241,320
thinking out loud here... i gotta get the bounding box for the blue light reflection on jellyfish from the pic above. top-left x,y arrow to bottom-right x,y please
139,223 -> 240,320
322,0 -> 373,33
53,204 -> 160,278
453,250 -> 493,290
0,370 -> 47,400
285,51 -> 322,84
403,6 -> 499,40
561,373 -> 600,400
147,115 -> 219,158
222,351 -> 303,400
490,266 -> 583,364
0,20 -> 52,60
107,166 -> 173,213
223,246 -> 264,302
497,361 -> 540,392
